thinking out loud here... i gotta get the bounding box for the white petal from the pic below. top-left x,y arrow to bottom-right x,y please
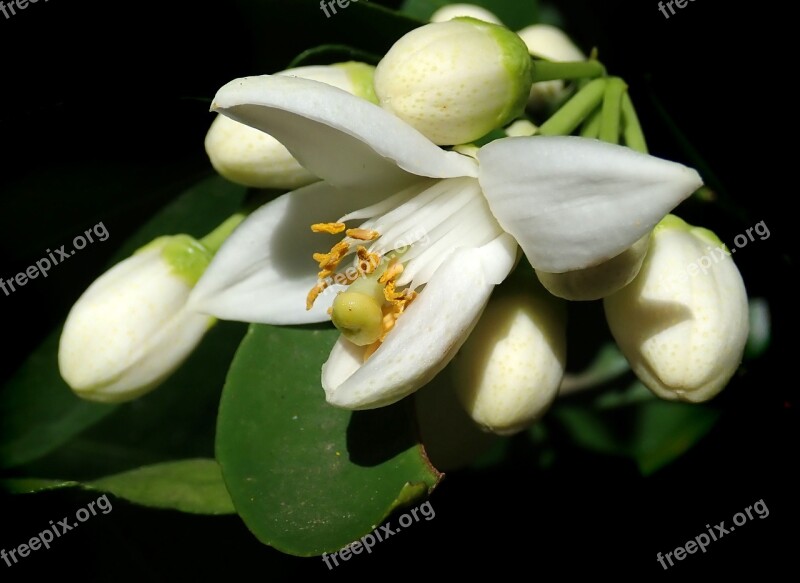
211,75 -> 477,191
188,182 -> 380,324
479,136 -> 703,273
323,233 -> 517,409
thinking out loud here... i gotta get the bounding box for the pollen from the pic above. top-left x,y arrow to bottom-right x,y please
313,241 -> 350,271
357,246 -> 382,275
310,222 -> 346,235
306,281 -> 329,311
346,228 -> 380,241
378,260 -> 404,284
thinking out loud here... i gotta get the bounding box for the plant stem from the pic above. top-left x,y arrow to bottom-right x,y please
621,92 -> 648,153
599,77 -> 627,144
538,78 -> 607,136
530,59 -> 606,83
580,107 -> 602,138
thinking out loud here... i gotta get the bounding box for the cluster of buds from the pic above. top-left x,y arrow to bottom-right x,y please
58,6 -> 749,450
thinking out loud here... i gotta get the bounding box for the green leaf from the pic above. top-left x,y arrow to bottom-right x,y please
0,330 -> 115,470
400,0 -> 539,30
631,400 -> 720,475
0,175 -> 246,470
2,459 -> 234,515
554,382 -> 720,475
0,478 -> 79,494
89,459 -> 235,514
217,324 -> 442,556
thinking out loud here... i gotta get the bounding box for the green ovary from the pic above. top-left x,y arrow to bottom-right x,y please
331,291 -> 384,346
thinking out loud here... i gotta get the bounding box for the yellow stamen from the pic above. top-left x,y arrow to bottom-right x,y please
311,222 -> 346,234
346,228 -> 380,241
356,246 -> 381,275
306,281 -> 328,311
313,241 -> 350,271
378,261 -> 403,285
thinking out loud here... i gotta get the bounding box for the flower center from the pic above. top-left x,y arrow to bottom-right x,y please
307,176 -> 503,359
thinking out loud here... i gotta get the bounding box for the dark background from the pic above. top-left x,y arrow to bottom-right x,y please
0,0 -> 794,579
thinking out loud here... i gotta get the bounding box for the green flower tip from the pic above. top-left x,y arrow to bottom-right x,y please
161,235 -> 214,286
333,61 -> 378,104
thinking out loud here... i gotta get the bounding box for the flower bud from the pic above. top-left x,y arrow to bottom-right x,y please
58,235 -> 216,403
205,62 -> 378,188
537,234 -> 649,300
452,291 -> 566,435
374,19 -> 533,145
430,3 -> 502,25
604,215 -> 749,403
516,24 -> 585,110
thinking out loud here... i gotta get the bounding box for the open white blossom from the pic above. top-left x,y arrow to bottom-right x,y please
188,75 -> 702,410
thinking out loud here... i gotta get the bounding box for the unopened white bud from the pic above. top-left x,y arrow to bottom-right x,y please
453,291 -> 566,435
59,236 -> 215,403
375,19 -> 533,145
604,215 -> 749,403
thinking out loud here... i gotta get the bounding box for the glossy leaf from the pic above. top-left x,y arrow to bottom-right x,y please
217,324 -> 441,556
2,459 -> 234,515
90,459 -> 235,514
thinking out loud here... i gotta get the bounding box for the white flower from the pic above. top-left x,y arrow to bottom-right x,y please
452,291 -> 567,435
188,74 -> 702,410
59,236 -> 215,403
374,19 -> 533,145
604,215 -> 749,402
205,62 -> 377,188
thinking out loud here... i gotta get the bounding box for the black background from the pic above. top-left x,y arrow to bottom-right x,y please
0,0 -> 794,579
